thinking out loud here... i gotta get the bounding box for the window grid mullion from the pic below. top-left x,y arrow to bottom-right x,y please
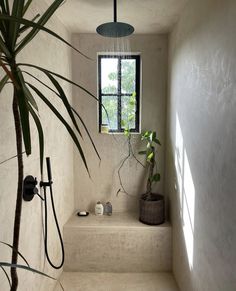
117,57 -> 122,132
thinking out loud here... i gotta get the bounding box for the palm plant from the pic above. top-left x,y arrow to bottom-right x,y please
0,1 -> 99,290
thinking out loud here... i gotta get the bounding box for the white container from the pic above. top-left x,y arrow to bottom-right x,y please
95,201 -> 104,215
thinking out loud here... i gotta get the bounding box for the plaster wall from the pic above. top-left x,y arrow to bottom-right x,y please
72,34 -> 168,213
166,0 -> 236,290
0,2 -> 74,290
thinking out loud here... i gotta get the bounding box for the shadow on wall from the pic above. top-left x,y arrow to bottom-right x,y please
174,113 -> 195,270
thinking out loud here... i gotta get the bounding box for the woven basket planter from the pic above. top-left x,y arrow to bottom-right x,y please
139,193 -> 165,225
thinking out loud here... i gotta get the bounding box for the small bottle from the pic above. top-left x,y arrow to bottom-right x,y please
95,201 -> 104,216
104,202 -> 112,216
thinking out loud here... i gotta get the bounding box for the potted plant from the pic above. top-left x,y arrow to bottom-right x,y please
138,130 -> 165,225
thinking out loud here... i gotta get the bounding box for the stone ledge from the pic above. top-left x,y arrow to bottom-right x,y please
64,212 -> 172,272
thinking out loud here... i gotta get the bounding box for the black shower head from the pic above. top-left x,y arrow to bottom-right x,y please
96,21 -> 134,38
96,0 -> 134,38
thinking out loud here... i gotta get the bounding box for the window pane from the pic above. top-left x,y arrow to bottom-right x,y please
121,59 -> 136,94
101,58 -> 118,94
121,95 -> 136,129
102,95 -> 118,130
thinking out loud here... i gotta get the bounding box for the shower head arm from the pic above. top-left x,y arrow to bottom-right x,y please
114,0 -> 117,22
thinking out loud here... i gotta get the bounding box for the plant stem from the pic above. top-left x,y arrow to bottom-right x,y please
10,88 -> 23,291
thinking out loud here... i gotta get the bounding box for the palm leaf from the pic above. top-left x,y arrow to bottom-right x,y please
0,262 -> 64,291
22,70 -> 101,160
28,104 -> 44,173
45,71 -> 83,138
27,83 -> 90,175
17,68 -> 38,111
0,240 -> 30,267
17,0 -> 64,53
0,265 -> 11,288
18,14 -> 40,36
8,0 -> 25,50
0,14 -> 90,58
0,36 -> 11,58
15,85 -> 31,155
0,74 -> 9,93
22,0 -> 33,16
19,63 -> 97,101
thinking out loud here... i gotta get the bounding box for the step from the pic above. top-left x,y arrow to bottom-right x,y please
64,212 -> 172,272
54,272 -> 179,291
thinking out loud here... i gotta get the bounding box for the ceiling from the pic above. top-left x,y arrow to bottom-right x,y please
48,0 -> 189,34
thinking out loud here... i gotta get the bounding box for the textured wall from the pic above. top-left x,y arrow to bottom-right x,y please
166,0 -> 236,290
72,34 -> 168,213
0,2 -> 75,291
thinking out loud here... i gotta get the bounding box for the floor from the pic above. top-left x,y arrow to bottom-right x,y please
54,272 -> 179,291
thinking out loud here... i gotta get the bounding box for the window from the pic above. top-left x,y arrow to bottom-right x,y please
98,54 -> 141,133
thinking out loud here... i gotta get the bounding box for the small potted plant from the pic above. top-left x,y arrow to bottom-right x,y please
138,131 -> 165,225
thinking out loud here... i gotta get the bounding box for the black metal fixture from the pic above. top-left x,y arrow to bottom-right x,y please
96,0 -> 134,37
22,157 -> 64,270
23,175 -> 39,201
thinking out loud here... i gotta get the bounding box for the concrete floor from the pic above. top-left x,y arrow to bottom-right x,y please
54,272 -> 179,291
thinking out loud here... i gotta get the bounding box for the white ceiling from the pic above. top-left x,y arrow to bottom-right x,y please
49,0 -> 188,34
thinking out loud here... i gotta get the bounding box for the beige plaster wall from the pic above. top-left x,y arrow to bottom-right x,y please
166,0 -> 236,290
72,34 -> 168,213
0,2 -> 75,291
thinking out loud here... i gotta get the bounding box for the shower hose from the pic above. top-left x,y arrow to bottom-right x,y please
43,182 -> 65,269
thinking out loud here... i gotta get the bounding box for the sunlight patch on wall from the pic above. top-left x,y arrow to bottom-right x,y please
175,113 -> 195,269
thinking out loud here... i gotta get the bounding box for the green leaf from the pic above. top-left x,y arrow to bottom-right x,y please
0,240 -> 30,267
8,0 -> 25,50
0,262 -> 64,290
22,70 -> 101,161
0,74 -> 9,93
138,150 -> 146,155
128,115 -> 134,121
0,14 -> 90,59
121,120 -> 126,127
147,152 -> 154,161
0,265 -> 11,288
18,14 -> 40,35
45,71 -> 82,138
18,63 -> 97,101
152,173 -> 160,182
15,87 -> 31,155
0,36 -> 11,58
22,0 -> 33,16
28,83 -> 89,175
17,68 -> 38,111
28,104 -> 44,173
17,0 -> 64,53
154,138 -> 161,145
124,129 -> 130,137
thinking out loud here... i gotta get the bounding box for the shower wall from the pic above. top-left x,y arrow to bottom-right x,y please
166,0 -> 236,290
0,1 -> 74,291
72,34 -> 168,213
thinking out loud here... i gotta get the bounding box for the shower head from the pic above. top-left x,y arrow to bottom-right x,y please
96,22 -> 134,38
96,0 -> 134,38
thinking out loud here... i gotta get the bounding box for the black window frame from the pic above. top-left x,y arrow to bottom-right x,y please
98,54 -> 141,133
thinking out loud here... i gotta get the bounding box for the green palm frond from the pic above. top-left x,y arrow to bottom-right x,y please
28,104 -> 44,173
0,262 -> 64,291
27,83 -> 90,175
19,63 -> 98,101
0,74 -> 9,93
8,0 -> 25,50
22,70 -> 101,161
0,265 -> 11,288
